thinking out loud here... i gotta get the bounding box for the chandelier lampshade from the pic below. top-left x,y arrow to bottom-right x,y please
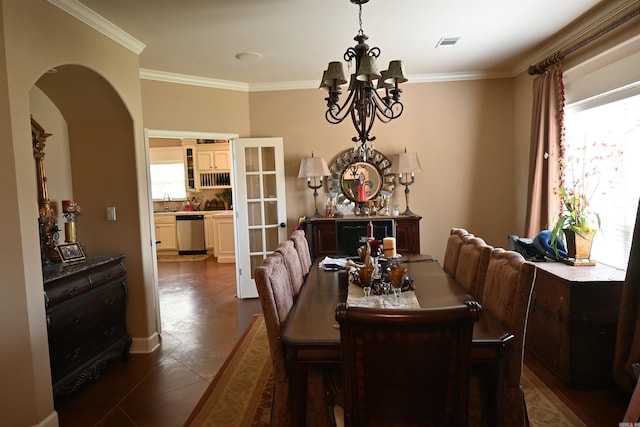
320,0 -> 407,161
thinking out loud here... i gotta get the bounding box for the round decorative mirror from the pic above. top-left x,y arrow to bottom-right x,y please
327,149 -> 394,203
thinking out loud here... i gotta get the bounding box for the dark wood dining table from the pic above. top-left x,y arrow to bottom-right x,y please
280,254 -> 513,426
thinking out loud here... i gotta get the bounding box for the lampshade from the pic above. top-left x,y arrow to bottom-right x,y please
356,55 -> 381,81
324,61 -> 347,86
384,60 -> 408,85
298,156 -> 331,178
319,70 -> 330,91
377,70 -> 393,90
389,151 -> 422,174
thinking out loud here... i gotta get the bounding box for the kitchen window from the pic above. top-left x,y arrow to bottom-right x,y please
149,147 -> 187,200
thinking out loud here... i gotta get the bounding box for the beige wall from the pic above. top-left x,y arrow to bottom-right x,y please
248,79 -> 520,260
0,1 -> 155,425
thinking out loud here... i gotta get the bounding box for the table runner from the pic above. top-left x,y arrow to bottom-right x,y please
346,283 -> 420,309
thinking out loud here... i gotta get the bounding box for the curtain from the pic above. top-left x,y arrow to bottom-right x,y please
524,66 -> 564,237
614,199 -> 640,392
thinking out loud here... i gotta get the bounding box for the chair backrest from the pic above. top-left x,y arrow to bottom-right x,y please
335,301 -> 481,427
290,229 -> 312,276
443,228 -> 472,278
454,235 -> 493,305
481,248 -> 536,426
254,252 -> 295,386
275,239 -> 305,297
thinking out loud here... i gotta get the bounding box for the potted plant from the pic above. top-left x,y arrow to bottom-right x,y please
218,188 -> 232,210
550,186 -> 600,261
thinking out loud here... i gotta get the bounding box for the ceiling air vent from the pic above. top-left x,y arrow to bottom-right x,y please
436,37 -> 460,48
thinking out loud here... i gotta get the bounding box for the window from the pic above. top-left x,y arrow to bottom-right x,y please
149,147 -> 187,200
563,92 -> 640,269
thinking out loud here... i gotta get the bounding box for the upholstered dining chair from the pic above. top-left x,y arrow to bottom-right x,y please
443,227 -> 472,278
255,253 -> 329,427
290,229 -> 313,277
332,301 -> 482,427
454,235 -> 493,305
469,248 -> 536,427
275,239 -> 305,297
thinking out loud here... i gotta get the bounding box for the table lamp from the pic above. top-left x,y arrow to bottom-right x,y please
389,148 -> 422,215
298,153 -> 331,218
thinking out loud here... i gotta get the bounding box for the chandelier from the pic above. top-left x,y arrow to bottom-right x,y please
320,0 -> 407,160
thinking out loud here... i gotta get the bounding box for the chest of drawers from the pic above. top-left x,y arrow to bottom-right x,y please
526,261 -> 625,387
43,254 -> 131,400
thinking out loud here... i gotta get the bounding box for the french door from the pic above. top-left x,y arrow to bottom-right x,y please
232,138 -> 287,298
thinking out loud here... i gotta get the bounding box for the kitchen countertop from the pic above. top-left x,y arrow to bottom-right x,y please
154,210 -> 233,216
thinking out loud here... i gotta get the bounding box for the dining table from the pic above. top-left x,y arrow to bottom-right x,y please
280,253 -> 513,426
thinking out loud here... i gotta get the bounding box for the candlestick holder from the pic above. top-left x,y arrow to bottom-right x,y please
62,200 -> 81,243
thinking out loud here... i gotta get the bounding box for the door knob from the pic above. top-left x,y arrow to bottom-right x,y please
279,222 -> 286,228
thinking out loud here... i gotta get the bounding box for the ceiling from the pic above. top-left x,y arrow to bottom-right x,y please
70,0 -> 612,89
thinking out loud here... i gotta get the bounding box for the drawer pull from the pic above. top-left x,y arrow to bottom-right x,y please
65,348 -> 80,360
556,308 -> 563,321
104,325 -> 116,337
64,287 -> 78,296
104,296 -> 116,306
69,314 -> 81,324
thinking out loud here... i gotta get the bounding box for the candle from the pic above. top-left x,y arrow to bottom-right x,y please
383,237 -> 397,258
358,184 -> 366,202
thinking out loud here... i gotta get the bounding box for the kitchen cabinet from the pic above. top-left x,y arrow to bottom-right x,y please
154,214 -> 178,253
44,254 -> 131,401
204,213 -> 215,251
196,144 -> 231,189
213,211 -> 235,263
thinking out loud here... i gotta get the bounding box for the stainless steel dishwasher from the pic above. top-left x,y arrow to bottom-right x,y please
176,214 -> 206,255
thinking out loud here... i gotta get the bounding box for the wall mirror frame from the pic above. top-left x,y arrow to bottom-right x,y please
327,149 -> 394,203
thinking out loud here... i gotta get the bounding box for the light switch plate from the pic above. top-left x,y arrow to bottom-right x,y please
106,206 -> 116,221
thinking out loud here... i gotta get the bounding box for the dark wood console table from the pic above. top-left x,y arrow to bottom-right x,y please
526,261 -> 625,387
43,253 -> 131,401
305,214 -> 422,259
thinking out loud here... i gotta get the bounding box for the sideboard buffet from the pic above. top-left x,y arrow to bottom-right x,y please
43,253 -> 131,401
306,215 -> 422,259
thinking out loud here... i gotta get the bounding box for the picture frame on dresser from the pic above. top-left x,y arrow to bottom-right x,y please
56,242 -> 86,263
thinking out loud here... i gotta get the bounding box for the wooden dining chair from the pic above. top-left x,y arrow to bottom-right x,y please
275,239 -> 305,297
469,248 -> 536,427
255,253 -> 329,427
333,301 -> 482,427
443,227 -> 472,278
454,235 -> 493,305
290,229 -> 313,276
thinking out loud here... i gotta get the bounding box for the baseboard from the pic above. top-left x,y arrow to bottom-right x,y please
130,332 -> 161,354
34,410 -> 58,427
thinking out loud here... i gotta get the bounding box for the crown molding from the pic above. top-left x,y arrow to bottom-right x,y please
139,69 -> 250,92
513,0 -> 638,75
48,0 -> 145,55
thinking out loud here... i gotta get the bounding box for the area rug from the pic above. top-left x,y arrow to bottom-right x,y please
157,254 -> 211,262
523,365 -> 587,427
184,315 -> 273,427
185,315 -> 586,427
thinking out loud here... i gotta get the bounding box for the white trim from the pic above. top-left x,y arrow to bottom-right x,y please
48,0 -> 145,54
146,129 -> 239,140
33,411 -> 58,427
140,69 -> 249,92
129,332 -> 161,354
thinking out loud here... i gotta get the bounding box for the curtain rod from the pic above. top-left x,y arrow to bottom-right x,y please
528,5 -> 640,75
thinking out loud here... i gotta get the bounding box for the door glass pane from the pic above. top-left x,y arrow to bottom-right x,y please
263,174 -> 277,199
247,202 -> 263,226
249,229 -> 263,252
246,175 -> 261,199
262,147 -> 275,171
265,201 -> 278,225
245,147 -> 259,172
250,255 -> 264,279
266,228 -> 280,251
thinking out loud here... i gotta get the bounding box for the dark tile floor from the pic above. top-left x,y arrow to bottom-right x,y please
56,256 -> 630,426
57,257 -> 261,427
